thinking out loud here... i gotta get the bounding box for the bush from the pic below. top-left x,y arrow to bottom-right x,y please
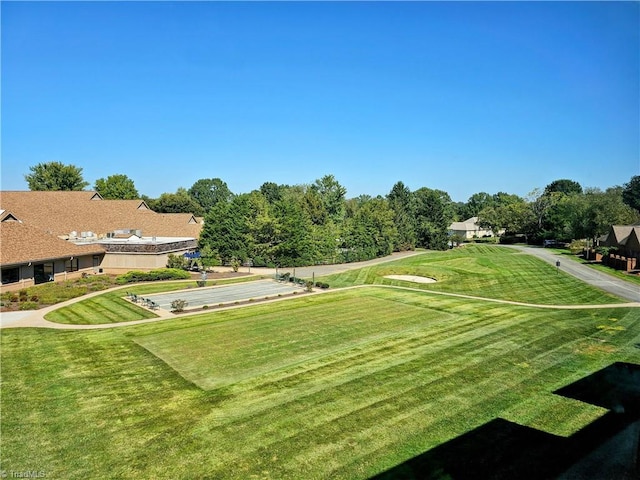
19,290 -> 28,301
166,253 -> 188,270
595,246 -> 617,256
568,239 -> 587,255
499,235 -> 520,245
471,237 -> 497,244
18,301 -> 38,311
116,268 -> 190,284
315,282 -> 329,289
230,258 -> 241,272
170,299 -> 188,312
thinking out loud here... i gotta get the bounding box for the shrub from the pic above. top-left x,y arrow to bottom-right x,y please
170,299 -> 188,312
315,282 -> 329,289
305,281 -> 314,292
568,239 -> 587,255
499,235 -> 520,245
202,305 -> 209,310
166,253 -> 188,270
18,290 -> 28,301
30,295 -> 39,302
595,246 -> 617,257
18,301 -> 38,311
116,268 -> 190,284
230,258 -> 241,272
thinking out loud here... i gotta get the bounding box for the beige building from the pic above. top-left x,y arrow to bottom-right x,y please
448,217 -> 502,239
0,191 -> 203,290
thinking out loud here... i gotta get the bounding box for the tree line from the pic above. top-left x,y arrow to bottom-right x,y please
22,161 -> 640,267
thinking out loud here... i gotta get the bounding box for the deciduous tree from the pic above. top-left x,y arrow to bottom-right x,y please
622,175 -> 640,213
94,174 -> 139,199
148,188 -> 205,216
188,178 -> 233,212
25,161 -> 89,191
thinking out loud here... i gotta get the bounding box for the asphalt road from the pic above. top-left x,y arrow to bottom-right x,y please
512,246 -> 640,303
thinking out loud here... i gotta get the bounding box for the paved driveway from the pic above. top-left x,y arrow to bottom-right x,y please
512,246 -> 640,303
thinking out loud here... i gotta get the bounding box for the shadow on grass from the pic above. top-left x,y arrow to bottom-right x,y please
371,363 -> 640,480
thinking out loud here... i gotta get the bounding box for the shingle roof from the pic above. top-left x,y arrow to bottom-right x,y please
605,226 -> 634,247
0,191 -> 203,239
1,216 -> 105,266
449,217 -> 480,231
604,225 -> 640,248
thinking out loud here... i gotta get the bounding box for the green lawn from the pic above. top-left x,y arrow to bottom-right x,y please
2,287 -> 639,478
550,248 -> 640,287
320,245 -> 624,305
2,246 -> 639,478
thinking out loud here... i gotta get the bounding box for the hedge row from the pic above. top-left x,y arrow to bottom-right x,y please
115,268 -> 191,284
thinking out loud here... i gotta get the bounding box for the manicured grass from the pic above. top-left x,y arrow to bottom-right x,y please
320,245 -> 624,305
2,287 -> 639,479
551,249 -> 640,287
45,276 -> 266,324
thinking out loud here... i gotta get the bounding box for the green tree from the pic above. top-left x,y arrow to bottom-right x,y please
414,188 -> 453,250
387,181 -> 417,251
94,174 -> 139,199
543,179 -> 583,196
188,178 -> 233,212
342,197 -> 397,261
622,175 -> 640,213
259,182 -> 287,204
25,161 -> 89,191
477,206 -> 504,235
199,194 -> 252,264
310,174 -> 347,223
464,192 -> 494,218
581,187 -> 639,243
271,191 -> 314,267
148,188 -> 204,216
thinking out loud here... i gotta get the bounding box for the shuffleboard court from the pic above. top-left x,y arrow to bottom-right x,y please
144,279 -> 305,310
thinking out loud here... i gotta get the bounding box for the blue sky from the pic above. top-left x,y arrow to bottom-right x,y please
2,1 -> 638,203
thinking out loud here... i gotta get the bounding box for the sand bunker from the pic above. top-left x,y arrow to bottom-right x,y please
384,275 -> 437,284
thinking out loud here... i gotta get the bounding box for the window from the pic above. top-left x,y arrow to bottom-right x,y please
1,268 -> 19,284
34,263 -> 54,284
66,258 -> 79,272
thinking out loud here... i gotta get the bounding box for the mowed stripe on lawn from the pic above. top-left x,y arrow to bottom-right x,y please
132,287 -> 639,478
3,286 -> 640,478
323,245 -> 623,305
48,296 -> 156,325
